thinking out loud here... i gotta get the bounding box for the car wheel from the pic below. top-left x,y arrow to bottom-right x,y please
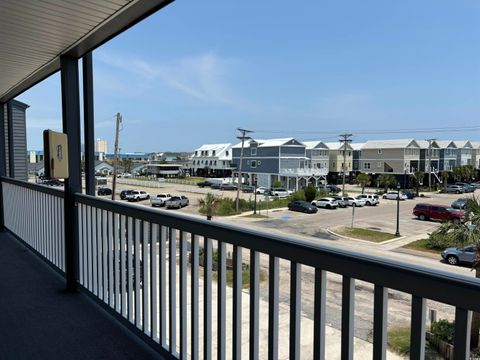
452,218 -> 461,225
326,204 -> 331,209
147,195 -> 150,199
366,201 -> 371,206
419,214 -> 426,221
446,255 -> 459,266
456,190 -> 461,194
382,195 -> 386,199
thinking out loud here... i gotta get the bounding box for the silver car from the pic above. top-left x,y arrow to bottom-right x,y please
441,245 -> 476,265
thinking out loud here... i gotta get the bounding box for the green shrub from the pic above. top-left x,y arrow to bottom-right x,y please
289,190 -> 306,201
387,327 -> 411,355
426,230 -> 458,250
272,180 -> 282,188
316,188 -> 328,198
304,185 -> 317,202
431,319 -> 455,344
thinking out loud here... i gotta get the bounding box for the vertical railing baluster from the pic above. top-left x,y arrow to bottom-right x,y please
114,213 -> 120,312
250,250 -> 260,360
169,228 -> 177,354
217,240 -> 226,360
120,215 -> 126,318
191,234 -> 199,360
313,268 -> 326,360
179,231 -> 187,359
108,211 -> 114,307
290,262 -> 301,360
410,295 -> 426,360
204,237 -> 212,359
233,245 -> 242,360
151,223 -> 158,341
93,208 -> 99,296
160,226 -> 167,347
373,285 -> 388,360
143,221 -> 150,334
87,206 -> 93,291
102,210 -> 108,302
341,276 -> 355,360
135,219 -> 141,329
454,307 -> 472,360
78,204 -> 83,284
127,217 -> 134,324
268,256 -> 279,360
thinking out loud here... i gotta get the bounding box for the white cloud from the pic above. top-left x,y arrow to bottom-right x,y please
95,51 -> 247,108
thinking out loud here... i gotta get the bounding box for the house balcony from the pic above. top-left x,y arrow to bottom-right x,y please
279,168 -> 328,177
1,176 -> 479,359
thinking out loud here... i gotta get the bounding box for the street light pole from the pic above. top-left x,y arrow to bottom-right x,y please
395,183 -> 401,236
253,177 -> 258,214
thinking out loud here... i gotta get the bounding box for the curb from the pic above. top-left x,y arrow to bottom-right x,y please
327,228 -> 405,245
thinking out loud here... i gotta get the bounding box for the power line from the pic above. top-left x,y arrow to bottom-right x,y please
339,133 -> 353,196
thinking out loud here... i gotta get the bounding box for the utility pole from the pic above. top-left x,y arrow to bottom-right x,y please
339,133 -> 353,196
235,128 -> 253,212
111,113 -> 122,200
426,138 -> 435,192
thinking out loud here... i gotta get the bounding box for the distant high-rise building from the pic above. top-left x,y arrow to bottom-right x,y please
95,138 -> 108,153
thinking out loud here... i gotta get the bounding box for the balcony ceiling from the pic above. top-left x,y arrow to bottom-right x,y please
0,0 -> 173,103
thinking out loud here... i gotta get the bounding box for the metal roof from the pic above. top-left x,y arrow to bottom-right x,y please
0,0 -> 173,103
362,139 -> 419,149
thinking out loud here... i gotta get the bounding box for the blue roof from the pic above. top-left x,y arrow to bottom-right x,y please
105,153 -> 148,159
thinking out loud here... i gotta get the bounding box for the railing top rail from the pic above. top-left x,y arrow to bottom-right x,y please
1,176 -> 65,198
74,192 -> 480,312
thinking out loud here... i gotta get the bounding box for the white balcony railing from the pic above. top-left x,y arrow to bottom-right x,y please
279,168 -> 328,177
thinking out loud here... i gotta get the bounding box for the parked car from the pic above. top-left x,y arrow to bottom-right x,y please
451,198 -> 469,210
443,185 -> 465,194
42,179 -> 63,186
220,183 -> 237,190
382,191 -> 407,200
150,193 -> 171,207
126,190 -> 150,202
288,200 -> 318,214
340,196 -> 366,207
256,186 -> 269,194
355,194 -> 379,206
120,189 -> 135,200
319,184 -> 341,193
197,181 -> 211,188
270,188 -> 289,198
97,187 -> 112,196
242,185 -> 255,193
311,197 -> 339,209
332,196 -> 348,208
210,183 -> 221,189
403,191 -> 416,199
455,182 -> 476,193
165,195 -> 189,209
441,244 -> 476,266
413,204 -> 465,224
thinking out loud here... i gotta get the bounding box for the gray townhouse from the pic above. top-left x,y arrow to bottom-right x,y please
471,142 -> 480,170
231,138 -> 327,190
437,140 -> 457,172
351,143 -> 365,173
417,140 -> 440,174
455,140 -> 473,167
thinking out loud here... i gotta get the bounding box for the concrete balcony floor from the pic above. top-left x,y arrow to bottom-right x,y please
0,231 -> 163,360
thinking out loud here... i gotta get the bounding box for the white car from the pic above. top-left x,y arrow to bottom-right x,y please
342,196 -> 366,207
271,188 -> 289,198
311,197 -> 338,209
126,190 -> 150,202
355,194 -> 379,206
150,193 -> 171,207
256,187 -> 269,194
382,191 -> 407,200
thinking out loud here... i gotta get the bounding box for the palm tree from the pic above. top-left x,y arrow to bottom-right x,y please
377,174 -> 397,193
430,196 -> 480,347
410,170 -> 424,196
198,193 -> 219,221
356,173 -> 371,194
440,171 -> 450,191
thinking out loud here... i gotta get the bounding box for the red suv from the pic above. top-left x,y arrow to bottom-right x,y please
413,204 -> 465,224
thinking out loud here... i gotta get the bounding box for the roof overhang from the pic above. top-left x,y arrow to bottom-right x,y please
0,0 -> 174,103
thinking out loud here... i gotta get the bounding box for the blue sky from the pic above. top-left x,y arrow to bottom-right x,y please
18,0 -> 480,152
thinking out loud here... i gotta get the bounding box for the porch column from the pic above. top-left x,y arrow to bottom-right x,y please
0,103 -> 6,231
6,102 -> 14,178
83,52 -> 95,195
61,55 -> 82,292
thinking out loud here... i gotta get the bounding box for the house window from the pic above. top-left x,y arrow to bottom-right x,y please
195,151 -> 198,156
212,150 -> 216,156
251,160 -> 257,168
332,162 -> 336,167
226,151 -> 229,156
348,151 -> 351,156
364,162 -> 371,170
214,160 -> 217,165
251,147 -> 257,156
378,149 -> 382,154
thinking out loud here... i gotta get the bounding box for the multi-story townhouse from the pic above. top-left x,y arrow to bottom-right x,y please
417,140 -> 440,173
188,143 -> 234,177
231,138 -> 326,190
454,141 -> 473,166
324,142 -> 354,183
303,141 -> 329,170
351,143 -> 365,172
360,139 -> 421,185
471,142 -> 480,170
437,141 -> 458,172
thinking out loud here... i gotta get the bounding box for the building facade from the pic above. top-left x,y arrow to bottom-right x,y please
95,138 -> 108,153
454,141 -> 473,167
189,143 -> 234,177
437,141 -> 457,172
4,101 -> 28,181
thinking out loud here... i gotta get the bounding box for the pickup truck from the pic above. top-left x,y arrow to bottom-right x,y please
413,204 -> 465,224
150,193 -> 171,207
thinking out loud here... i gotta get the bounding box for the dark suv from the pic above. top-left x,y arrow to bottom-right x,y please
413,204 -> 465,224
120,189 -> 134,200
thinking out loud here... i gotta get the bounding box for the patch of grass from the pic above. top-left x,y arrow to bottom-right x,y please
333,226 -> 397,242
388,327 -> 410,356
403,238 -> 444,254
213,269 -> 267,289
